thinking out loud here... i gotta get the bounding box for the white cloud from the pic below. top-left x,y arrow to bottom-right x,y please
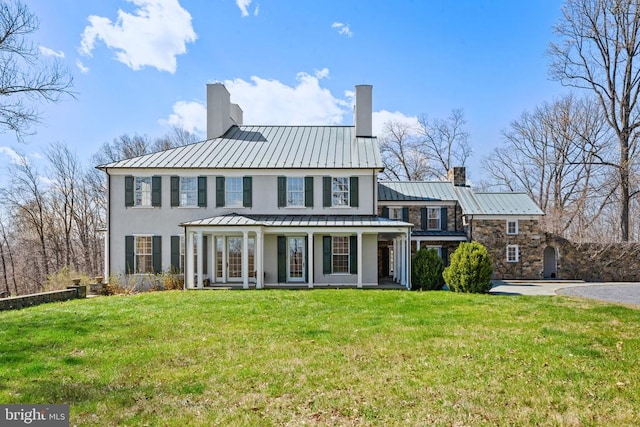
331,22 -> 353,37
38,46 -> 65,58
254,3 -> 260,16
79,0 -> 197,74
76,59 -> 89,74
165,100 -> 207,134
236,0 -> 251,17
372,110 -> 420,137
0,147 -> 24,165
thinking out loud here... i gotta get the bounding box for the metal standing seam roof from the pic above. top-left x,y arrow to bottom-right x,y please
98,125 -> 383,170
181,214 -> 413,227
378,181 -> 460,201
466,192 -> 544,216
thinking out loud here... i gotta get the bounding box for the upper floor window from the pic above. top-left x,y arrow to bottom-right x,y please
507,220 -> 518,235
135,177 -> 152,206
216,176 -> 252,208
427,207 -> 441,230
287,177 -> 304,207
226,177 -> 243,207
125,176 -> 161,207
332,177 -> 349,206
389,207 -> 403,220
180,177 -> 197,206
507,245 -> 519,263
323,176 -> 358,208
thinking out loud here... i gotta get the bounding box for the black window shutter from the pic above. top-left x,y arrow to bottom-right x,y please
402,207 -> 409,222
349,235 -> 357,274
152,176 -> 161,207
323,236 -> 331,274
441,207 -> 448,231
277,236 -> 286,282
382,206 -> 389,218
170,236 -> 181,273
277,177 -> 286,208
304,236 -> 309,282
170,176 -> 179,207
216,177 -> 225,207
125,176 -> 134,207
323,177 -> 331,207
198,176 -> 207,207
421,208 -> 427,229
305,176 -> 314,207
350,177 -> 359,207
125,235 -> 134,273
152,236 -> 162,273
243,176 -> 252,207
202,236 -> 208,275
441,247 -> 449,266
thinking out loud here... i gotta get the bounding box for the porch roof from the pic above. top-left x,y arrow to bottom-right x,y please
181,213 -> 413,228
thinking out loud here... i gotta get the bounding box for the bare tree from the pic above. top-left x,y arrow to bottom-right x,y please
483,94 -> 613,240
549,0 -> 640,241
0,215 -> 18,295
152,126 -> 197,151
0,0 -> 73,139
379,120 -> 429,180
418,109 -> 472,178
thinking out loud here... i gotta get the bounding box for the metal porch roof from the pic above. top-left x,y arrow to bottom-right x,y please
181,214 -> 413,228
378,181 -> 459,201
99,125 -> 383,170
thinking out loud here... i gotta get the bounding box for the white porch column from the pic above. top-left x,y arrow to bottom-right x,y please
196,231 -> 204,289
399,235 -> 406,286
186,230 -> 194,289
221,236 -> 227,283
256,229 -> 264,289
242,230 -> 249,289
208,234 -> 215,285
357,231 -> 363,288
307,232 -> 314,288
393,238 -> 399,283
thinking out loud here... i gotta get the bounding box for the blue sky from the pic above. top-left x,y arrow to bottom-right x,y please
1,0 -> 569,181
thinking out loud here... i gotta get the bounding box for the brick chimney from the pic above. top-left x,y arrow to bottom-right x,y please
354,84 -> 373,137
448,166 -> 466,186
207,83 -> 243,140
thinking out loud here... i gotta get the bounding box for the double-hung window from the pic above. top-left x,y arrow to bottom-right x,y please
507,245 -> 519,263
427,207 -> 441,230
179,177 -> 197,207
135,177 -> 152,207
135,236 -> 153,273
389,207 -> 403,220
507,220 -> 518,235
332,236 -> 350,273
332,177 -> 349,206
225,177 -> 243,207
287,177 -> 304,207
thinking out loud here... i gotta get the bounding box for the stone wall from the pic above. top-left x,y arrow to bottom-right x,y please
545,234 -> 640,282
0,286 -> 87,311
472,219 -> 544,280
378,205 -> 461,232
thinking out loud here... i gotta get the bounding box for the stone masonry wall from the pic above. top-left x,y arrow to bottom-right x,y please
472,219 -> 544,280
378,205 -> 459,232
0,286 -> 86,311
545,234 -> 640,282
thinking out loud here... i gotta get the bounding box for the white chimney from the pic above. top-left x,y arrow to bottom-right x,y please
207,83 -> 238,139
354,84 -> 373,137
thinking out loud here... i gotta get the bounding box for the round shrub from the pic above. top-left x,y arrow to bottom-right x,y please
411,248 -> 445,290
443,242 -> 493,293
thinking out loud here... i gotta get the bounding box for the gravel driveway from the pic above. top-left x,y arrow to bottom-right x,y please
557,283 -> 640,307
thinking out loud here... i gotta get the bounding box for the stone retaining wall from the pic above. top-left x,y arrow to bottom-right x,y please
0,285 -> 87,311
545,234 -> 640,282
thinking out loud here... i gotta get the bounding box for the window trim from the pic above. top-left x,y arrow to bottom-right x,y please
286,177 -> 305,208
179,177 -> 198,207
506,244 -> 519,263
225,177 -> 243,208
134,235 -> 153,274
331,235 -> 350,274
331,177 -> 350,207
134,177 -> 153,207
507,220 -> 519,235
427,207 -> 441,231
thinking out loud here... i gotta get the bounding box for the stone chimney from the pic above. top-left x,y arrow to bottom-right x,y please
354,84 -> 373,137
207,83 -> 243,139
448,166 -> 466,186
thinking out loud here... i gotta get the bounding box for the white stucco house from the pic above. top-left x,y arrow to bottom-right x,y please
98,84 -> 414,289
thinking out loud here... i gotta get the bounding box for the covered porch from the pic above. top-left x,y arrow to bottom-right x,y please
181,214 -> 413,290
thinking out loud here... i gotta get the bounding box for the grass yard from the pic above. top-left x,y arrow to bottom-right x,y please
0,290 -> 639,426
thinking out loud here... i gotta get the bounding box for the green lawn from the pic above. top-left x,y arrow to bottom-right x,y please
0,290 -> 639,426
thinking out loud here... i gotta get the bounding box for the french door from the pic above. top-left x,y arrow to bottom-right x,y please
288,237 -> 305,282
